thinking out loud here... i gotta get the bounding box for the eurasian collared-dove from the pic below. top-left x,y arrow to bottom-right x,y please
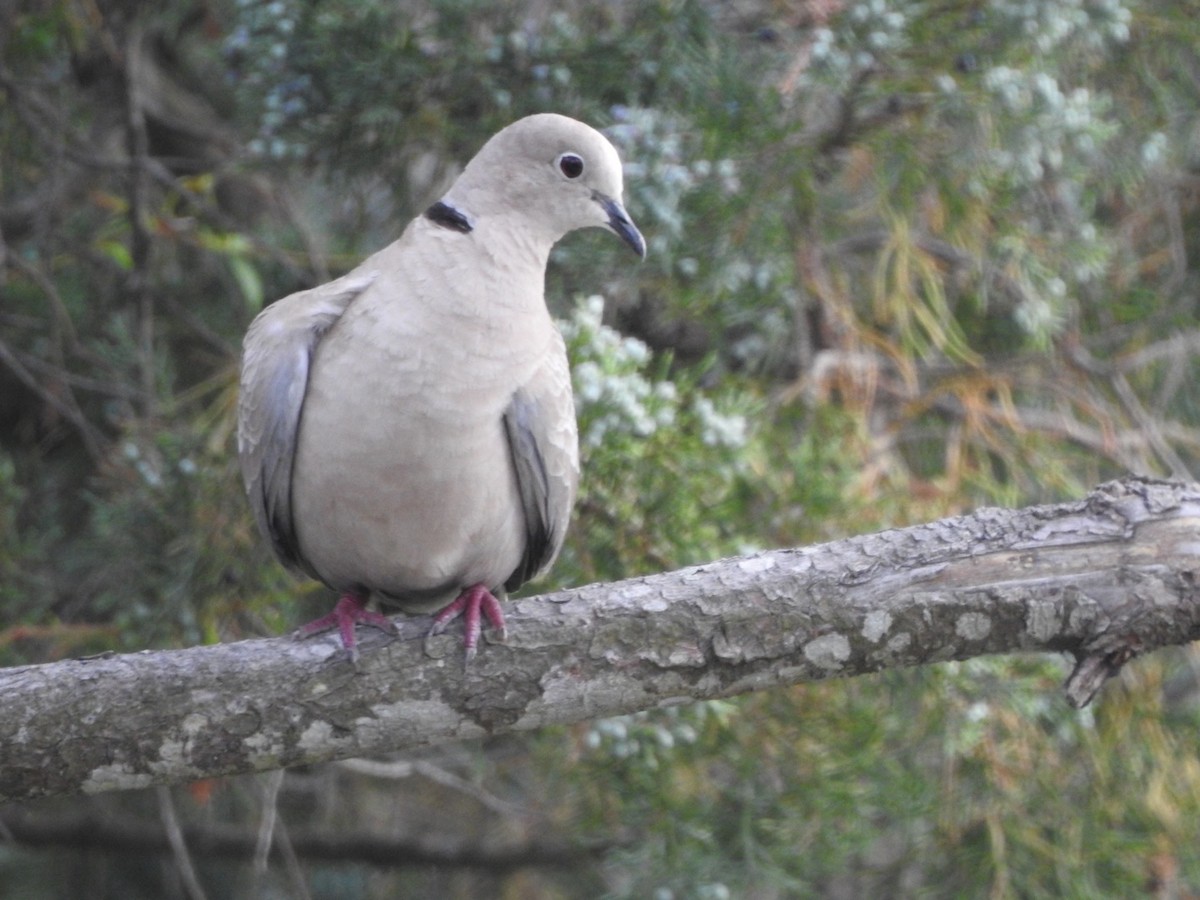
237,114 -> 645,660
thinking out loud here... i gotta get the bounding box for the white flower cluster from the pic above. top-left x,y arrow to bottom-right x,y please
656,883 -> 732,900
1013,293 -> 1064,341
989,0 -> 1132,53
123,440 -> 163,489
1140,132 -> 1169,169
584,714 -> 698,761
582,702 -> 735,774
605,106 -> 740,256
562,296 -> 751,452
561,296 -> 677,449
808,0 -> 910,80
226,0 -> 308,160
693,396 -> 749,449
120,440 -> 199,488
981,66 -> 1112,185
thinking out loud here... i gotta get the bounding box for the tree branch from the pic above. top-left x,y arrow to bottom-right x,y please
3,476 -> 1198,804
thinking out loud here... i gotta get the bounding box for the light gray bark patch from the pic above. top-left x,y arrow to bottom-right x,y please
803,633 -> 852,671
956,612 -> 993,641
863,610 -> 892,642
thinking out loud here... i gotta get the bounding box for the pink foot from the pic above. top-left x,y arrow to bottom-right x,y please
294,591 -> 397,660
429,583 -> 507,661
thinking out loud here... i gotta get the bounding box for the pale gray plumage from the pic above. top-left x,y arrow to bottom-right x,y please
237,114 -> 644,657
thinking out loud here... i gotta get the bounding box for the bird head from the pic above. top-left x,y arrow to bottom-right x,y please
440,113 -> 647,259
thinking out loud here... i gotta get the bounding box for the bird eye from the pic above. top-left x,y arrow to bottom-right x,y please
557,153 -> 584,179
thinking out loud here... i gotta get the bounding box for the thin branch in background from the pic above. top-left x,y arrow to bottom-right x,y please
0,253 -> 114,456
156,786 -> 209,900
337,758 -> 524,817
253,770 -> 284,875
1154,347 -> 1187,413
271,816 -> 314,900
1115,330 -> 1200,372
790,236 -> 825,376
0,805 -> 615,871
161,293 -> 238,359
1160,182 -> 1187,294
140,158 -> 310,285
6,253 -> 133,396
1065,340 -> 1194,479
1110,370 -> 1193,481
124,25 -> 157,420
0,335 -> 105,458
13,350 -> 143,403
1113,330 -> 1200,413
827,227 -> 1034,313
279,186 -> 332,284
6,253 -> 81,354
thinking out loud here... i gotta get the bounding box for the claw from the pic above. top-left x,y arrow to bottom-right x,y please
293,591 -> 397,661
429,583 -> 507,661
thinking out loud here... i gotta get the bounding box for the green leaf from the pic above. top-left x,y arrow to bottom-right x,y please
228,256 -> 263,312
95,239 -> 132,271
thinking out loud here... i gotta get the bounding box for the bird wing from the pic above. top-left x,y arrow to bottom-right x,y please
237,270 -> 378,575
501,329 -> 580,591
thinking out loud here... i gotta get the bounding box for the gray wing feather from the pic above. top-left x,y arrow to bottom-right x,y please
502,337 -> 580,591
237,270 -> 377,575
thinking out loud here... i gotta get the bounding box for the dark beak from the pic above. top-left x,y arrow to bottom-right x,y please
595,192 -> 647,259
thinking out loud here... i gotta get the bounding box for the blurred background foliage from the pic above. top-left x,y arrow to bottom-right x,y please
2,0 -> 1200,896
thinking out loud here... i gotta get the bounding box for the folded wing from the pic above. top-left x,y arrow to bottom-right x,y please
501,333 -> 580,591
237,271 -> 378,575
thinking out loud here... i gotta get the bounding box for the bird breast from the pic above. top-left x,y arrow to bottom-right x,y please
289,243 -> 559,610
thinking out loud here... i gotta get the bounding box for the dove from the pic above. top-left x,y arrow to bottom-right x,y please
237,114 -> 645,660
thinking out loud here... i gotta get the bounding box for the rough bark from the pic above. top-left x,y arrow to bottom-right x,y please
3,476 -> 1198,805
